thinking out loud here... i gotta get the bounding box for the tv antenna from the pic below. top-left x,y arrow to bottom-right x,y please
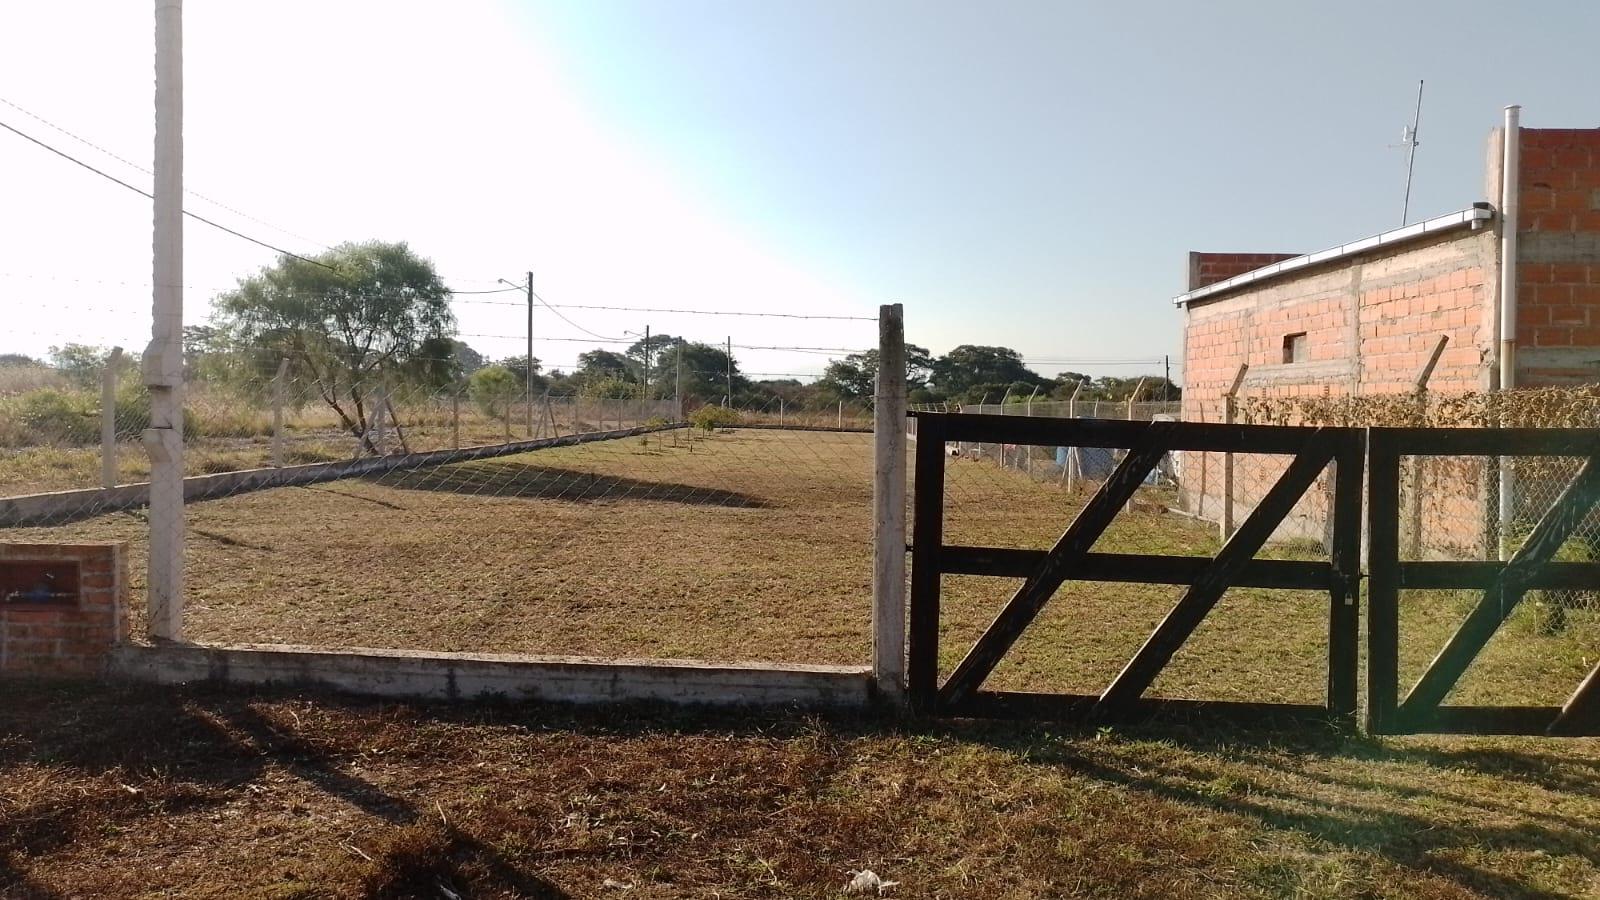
1395,80 -> 1425,225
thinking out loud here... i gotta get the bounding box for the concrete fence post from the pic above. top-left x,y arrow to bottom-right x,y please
838,399 -> 844,429
1407,335 -> 1450,557
452,389 -> 461,449
270,357 -> 289,467
100,347 -> 123,489
1063,381 -> 1083,492
1221,364 -> 1249,541
872,303 -> 908,702
372,383 -> 389,456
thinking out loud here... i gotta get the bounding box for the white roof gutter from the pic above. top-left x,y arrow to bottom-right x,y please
1172,205 -> 1496,307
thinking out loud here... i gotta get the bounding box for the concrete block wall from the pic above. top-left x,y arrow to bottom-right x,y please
0,543 -> 129,675
1517,128 -> 1600,385
1178,228 -> 1498,546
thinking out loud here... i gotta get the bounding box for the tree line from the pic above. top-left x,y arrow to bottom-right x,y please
6,242 -> 1176,447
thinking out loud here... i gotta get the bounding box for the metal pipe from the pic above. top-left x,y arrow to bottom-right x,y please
1498,104 -> 1521,559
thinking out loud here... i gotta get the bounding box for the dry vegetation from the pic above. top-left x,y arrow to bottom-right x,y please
6,428 -> 1600,896
4,682 -> 1600,898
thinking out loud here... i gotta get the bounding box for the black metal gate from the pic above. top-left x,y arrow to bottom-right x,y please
1366,427 -> 1600,736
908,413 -> 1365,725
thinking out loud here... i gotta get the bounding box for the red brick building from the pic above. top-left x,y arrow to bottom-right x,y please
1175,114 -> 1600,547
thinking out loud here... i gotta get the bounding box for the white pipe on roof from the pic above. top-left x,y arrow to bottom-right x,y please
1172,206 -> 1496,307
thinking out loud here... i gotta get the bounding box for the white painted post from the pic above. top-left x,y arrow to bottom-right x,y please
270,358 -> 288,467
1221,363 -> 1249,541
779,398 -> 784,426
1063,381 -> 1083,492
872,303 -> 907,701
145,0 -> 184,641
100,347 -> 123,489
452,389 -> 461,449
838,399 -> 844,429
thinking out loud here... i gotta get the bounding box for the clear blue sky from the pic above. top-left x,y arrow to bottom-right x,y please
512,0 -> 1600,378
4,1 -> 1598,382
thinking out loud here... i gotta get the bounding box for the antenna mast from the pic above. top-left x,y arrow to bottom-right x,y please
1400,80 -> 1424,225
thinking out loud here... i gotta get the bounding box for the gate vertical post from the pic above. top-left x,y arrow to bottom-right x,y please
907,414 -> 946,713
872,303 -> 908,702
1327,430 -> 1365,724
1367,429 -> 1403,733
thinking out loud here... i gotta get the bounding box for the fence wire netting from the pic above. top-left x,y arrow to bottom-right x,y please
1,345 -> 888,664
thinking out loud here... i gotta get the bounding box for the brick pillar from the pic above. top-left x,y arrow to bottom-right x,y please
0,543 -> 129,676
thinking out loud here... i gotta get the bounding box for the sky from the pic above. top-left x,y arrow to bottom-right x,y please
3,1 -> 1599,384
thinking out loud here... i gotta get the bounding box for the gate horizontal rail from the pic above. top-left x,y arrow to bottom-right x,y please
1367,426 -> 1600,737
908,412 -> 1365,727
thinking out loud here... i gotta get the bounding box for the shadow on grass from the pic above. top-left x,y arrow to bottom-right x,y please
0,680 -> 569,898
369,461 -> 768,508
4,679 -> 1598,898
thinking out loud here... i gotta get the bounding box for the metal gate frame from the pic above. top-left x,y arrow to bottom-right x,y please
1367,426 -> 1600,736
908,413 -> 1365,725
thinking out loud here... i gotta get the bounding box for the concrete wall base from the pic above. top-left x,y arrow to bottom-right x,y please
109,642 -> 877,708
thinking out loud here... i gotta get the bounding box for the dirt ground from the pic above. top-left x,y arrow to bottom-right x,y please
7,427 -> 1597,707
4,681 -> 1600,899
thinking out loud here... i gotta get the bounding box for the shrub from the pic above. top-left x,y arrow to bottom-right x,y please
14,389 -> 97,445
469,366 -> 519,418
690,404 -> 741,431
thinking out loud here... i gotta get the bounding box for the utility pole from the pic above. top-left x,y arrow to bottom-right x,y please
725,336 -> 733,407
1163,355 -> 1171,402
525,270 -> 534,437
675,337 -> 684,420
642,324 -> 650,420
147,0 -> 185,641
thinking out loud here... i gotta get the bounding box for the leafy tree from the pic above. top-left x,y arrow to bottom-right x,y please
450,340 -> 487,375
581,375 -> 642,400
818,344 -> 933,400
650,341 -> 748,406
48,343 -> 139,388
624,333 -> 680,383
0,353 -> 43,367
210,241 -> 453,452
575,349 -> 637,382
468,365 -> 520,417
927,345 -> 1047,403
493,354 -> 547,394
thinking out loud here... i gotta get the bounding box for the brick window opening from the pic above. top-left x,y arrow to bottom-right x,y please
1283,332 -> 1308,364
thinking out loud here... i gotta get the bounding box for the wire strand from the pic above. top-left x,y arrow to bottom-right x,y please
0,118 -> 337,271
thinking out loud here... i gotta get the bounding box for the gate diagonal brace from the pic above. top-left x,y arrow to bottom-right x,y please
938,421 -> 1176,707
1399,454 -> 1600,724
1097,433 -> 1337,717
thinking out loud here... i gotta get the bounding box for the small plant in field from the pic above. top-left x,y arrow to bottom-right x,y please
469,366 -> 520,418
690,404 -> 741,432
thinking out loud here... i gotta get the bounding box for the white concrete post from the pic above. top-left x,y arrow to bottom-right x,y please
145,0 -> 184,641
872,303 -> 908,701
270,358 -> 289,467
1221,364 -> 1249,541
838,399 -> 844,429
100,347 -> 123,489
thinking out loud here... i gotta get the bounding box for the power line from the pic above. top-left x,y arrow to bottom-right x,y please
448,299 -> 877,321
0,95 -> 333,250
0,118 -> 336,271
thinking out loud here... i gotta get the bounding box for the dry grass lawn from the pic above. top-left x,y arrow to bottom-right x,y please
6,428 -> 1600,896
3,682 -> 1600,898
6,427 -> 1599,707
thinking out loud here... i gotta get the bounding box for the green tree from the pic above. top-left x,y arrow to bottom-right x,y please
210,240 -> 454,452
929,345 -> 1047,403
48,343 -> 139,388
651,340 -> 749,406
818,344 -> 933,400
468,365 -> 520,418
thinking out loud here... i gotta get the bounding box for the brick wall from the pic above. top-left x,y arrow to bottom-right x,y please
1178,228 -> 1497,545
1187,252 -> 1301,290
1,543 -> 128,676
1516,128 -> 1600,385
